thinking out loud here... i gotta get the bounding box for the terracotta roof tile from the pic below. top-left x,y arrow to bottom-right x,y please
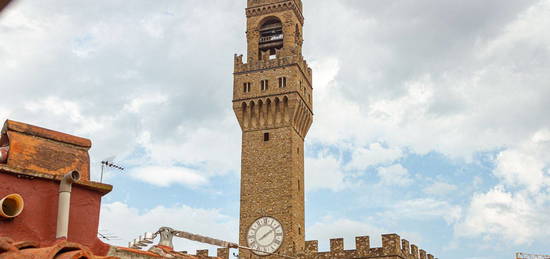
0,237 -> 118,259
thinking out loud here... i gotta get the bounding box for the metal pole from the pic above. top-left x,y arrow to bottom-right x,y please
100,162 -> 104,183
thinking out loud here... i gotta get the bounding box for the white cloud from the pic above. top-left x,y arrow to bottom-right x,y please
305,0 -> 550,162
305,152 -> 346,192
456,128 -> 550,245
24,96 -> 105,135
346,143 -> 403,171
0,0 -> 246,184
377,164 -> 413,187
380,198 -> 462,225
99,202 -> 237,254
123,93 -> 168,113
493,129 -> 550,193
494,149 -> 546,193
130,165 -> 208,188
423,181 -> 458,196
455,186 -> 549,245
142,116 -> 242,176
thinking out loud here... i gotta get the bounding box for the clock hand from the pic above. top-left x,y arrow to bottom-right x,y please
259,229 -> 274,241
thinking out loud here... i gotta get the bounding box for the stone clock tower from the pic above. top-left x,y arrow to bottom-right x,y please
233,0 -> 313,258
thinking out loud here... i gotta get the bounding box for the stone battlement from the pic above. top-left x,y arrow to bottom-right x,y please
301,234 -> 438,259
234,54 -> 313,86
195,248 -> 229,259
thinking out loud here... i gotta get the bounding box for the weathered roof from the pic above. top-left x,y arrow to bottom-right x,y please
1,119 -> 93,180
0,237 -> 118,259
2,120 -> 92,148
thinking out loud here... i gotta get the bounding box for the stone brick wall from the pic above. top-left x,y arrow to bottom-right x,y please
301,234 -> 438,259
108,246 -> 229,259
238,127 -> 305,259
246,0 -> 303,24
233,55 -> 313,111
244,3 -> 305,62
234,0 -> 311,258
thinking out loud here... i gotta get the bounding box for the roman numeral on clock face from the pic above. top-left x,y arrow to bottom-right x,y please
247,216 -> 284,256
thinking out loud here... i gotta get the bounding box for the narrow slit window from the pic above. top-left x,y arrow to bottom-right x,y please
243,82 -> 251,93
279,77 -> 287,88
264,132 -> 270,141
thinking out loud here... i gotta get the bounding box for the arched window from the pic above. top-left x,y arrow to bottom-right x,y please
259,17 -> 283,57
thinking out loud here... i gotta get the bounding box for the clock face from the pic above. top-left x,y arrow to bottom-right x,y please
247,216 -> 284,256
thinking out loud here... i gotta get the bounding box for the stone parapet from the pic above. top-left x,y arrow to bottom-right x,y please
234,54 -> 312,86
300,234 -> 438,259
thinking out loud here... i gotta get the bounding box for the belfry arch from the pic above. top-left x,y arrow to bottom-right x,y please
258,16 -> 283,58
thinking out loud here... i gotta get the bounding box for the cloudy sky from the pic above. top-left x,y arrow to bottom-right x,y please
1,0 -> 549,258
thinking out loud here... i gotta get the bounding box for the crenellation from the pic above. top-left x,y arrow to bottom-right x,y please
355,236 -> 370,256
196,250 -> 209,257
330,238 -> 344,252
305,240 -> 318,254
235,54 -> 244,66
217,248 -> 229,259
234,55 -> 313,85
300,235 -> 437,259
402,239 -> 410,255
382,234 -> 401,256
419,250 -> 427,259
411,244 -> 419,259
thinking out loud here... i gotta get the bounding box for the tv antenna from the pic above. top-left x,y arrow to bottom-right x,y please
100,160 -> 124,183
98,231 -> 120,241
